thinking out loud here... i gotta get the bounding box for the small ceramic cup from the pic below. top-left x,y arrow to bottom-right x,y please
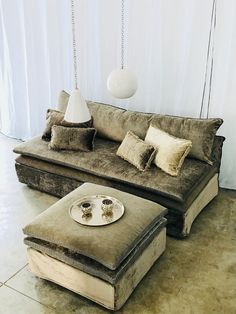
101,198 -> 113,216
81,202 -> 92,216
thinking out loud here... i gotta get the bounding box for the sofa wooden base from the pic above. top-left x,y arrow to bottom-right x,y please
27,228 -> 166,311
16,161 -> 218,238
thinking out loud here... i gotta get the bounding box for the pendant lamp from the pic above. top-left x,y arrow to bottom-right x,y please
64,0 -> 91,123
107,0 -> 138,99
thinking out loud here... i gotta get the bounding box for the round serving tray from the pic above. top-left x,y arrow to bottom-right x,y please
69,195 -> 125,227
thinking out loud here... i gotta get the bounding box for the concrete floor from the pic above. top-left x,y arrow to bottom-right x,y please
0,132 -> 236,314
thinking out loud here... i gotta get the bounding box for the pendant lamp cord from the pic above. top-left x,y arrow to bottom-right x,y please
121,0 -> 125,69
200,0 -> 217,118
71,0 -> 78,89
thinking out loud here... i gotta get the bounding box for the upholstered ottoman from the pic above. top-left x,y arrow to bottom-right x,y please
23,183 -> 167,311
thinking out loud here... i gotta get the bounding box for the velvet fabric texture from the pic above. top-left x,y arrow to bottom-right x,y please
59,97 -> 223,165
145,126 -> 192,176
87,101 -> 153,141
23,183 -> 167,270
117,131 -> 155,171
150,114 -> 223,164
42,109 -> 92,141
24,218 -> 166,285
49,126 -> 96,152
14,137 -> 218,211
86,101 -> 223,164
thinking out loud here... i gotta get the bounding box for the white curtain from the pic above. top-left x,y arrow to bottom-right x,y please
0,0 -> 235,189
0,0 -> 73,139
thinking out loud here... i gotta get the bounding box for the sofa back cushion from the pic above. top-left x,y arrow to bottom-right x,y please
151,114 -> 223,164
87,101 -> 153,142
60,94 -> 223,164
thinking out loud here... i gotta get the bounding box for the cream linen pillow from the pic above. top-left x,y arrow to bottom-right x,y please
145,125 -> 192,176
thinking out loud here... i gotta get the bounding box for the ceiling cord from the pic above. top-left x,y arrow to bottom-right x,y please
71,0 -> 78,89
200,0 -> 217,118
121,0 -> 125,69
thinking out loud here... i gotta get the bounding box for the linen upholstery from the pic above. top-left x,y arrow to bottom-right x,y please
117,131 -> 155,171
42,109 -> 92,141
145,125 -> 192,176
14,137 -> 218,211
49,126 -> 96,152
87,101 -> 153,142
23,183 -> 167,270
24,218 -> 166,285
150,114 -> 223,164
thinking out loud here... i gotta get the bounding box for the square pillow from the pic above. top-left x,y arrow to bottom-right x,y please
42,109 -> 92,141
49,125 -> 96,152
145,125 -> 192,176
116,131 -> 156,171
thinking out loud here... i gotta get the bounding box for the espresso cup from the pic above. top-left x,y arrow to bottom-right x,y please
81,202 -> 92,216
101,198 -> 113,216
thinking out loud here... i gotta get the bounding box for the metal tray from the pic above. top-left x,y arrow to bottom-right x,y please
69,195 -> 125,226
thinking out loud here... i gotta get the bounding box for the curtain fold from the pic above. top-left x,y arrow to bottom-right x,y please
0,0 -> 235,189
0,0 -> 73,139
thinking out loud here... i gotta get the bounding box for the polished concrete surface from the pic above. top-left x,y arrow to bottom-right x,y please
0,133 -> 236,313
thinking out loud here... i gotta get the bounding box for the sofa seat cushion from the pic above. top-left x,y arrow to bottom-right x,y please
14,137 -> 218,211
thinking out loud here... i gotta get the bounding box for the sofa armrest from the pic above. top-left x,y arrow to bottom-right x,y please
211,135 -> 225,170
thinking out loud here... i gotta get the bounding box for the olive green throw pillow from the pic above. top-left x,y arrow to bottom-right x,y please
145,125 -> 192,176
49,126 -> 96,152
42,109 -> 92,141
116,131 -> 156,171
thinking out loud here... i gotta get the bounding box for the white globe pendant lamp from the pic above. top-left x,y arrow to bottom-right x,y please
107,68 -> 137,99
64,0 -> 91,123
107,0 -> 138,99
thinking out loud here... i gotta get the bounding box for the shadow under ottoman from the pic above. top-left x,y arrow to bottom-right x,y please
23,183 -> 167,311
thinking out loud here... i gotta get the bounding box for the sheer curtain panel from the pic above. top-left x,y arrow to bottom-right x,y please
0,0 -> 235,189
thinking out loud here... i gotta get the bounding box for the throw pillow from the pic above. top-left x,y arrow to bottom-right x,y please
42,109 -> 92,141
145,125 -> 192,176
57,90 -> 70,113
116,131 -> 156,171
151,115 -> 223,164
49,126 -> 97,152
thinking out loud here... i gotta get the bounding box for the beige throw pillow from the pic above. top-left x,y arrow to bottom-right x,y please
151,115 -> 223,164
116,131 -> 156,171
145,125 -> 192,176
57,90 -> 70,113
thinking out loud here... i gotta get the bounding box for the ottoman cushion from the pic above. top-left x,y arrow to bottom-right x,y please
24,217 -> 166,285
23,183 -> 167,270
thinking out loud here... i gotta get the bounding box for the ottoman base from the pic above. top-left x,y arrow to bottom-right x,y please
27,228 -> 166,311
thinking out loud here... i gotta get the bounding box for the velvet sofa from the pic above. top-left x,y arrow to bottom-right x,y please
14,100 -> 225,238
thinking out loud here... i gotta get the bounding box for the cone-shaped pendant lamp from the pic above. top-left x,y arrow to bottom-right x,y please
64,0 -> 91,123
107,0 -> 138,99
